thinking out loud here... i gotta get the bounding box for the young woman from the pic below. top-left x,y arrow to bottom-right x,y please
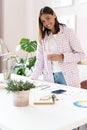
31,6 -> 85,88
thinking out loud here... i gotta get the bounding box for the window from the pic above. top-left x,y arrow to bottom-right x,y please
51,0 -> 73,8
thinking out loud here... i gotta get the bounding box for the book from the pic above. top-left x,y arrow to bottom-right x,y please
34,95 -> 59,105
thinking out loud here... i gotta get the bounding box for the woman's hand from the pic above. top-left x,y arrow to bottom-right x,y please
47,54 -> 64,61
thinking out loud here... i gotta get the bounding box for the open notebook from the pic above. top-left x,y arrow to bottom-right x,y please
34,94 -> 59,105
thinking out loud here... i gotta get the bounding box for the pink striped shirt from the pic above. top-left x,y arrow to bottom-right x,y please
32,26 -> 85,88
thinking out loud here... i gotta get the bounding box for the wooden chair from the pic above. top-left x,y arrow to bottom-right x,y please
77,80 -> 87,130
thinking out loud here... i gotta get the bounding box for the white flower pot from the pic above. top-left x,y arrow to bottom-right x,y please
13,90 -> 29,107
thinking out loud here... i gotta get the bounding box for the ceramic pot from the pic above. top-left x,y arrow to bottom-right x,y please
13,90 -> 29,107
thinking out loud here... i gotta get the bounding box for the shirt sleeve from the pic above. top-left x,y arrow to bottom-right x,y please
31,43 -> 44,79
63,27 -> 85,63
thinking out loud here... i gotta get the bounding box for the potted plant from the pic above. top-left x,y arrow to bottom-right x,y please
5,79 -> 36,107
6,38 -> 37,76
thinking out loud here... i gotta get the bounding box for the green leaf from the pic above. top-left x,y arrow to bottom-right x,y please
20,38 -> 37,53
16,69 -> 26,76
27,56 -> 36,69
6,56 -> 17,61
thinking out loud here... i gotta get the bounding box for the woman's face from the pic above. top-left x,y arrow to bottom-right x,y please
40,13 -> 56,33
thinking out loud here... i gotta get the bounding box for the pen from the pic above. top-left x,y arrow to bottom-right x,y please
41,85 -> 51,90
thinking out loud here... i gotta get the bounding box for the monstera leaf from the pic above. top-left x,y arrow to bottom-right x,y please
20,38 -> 37,53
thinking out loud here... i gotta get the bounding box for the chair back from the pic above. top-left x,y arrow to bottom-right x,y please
81,80 -> 87,89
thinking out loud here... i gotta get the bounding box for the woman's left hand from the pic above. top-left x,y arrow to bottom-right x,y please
47,54 -> 64,61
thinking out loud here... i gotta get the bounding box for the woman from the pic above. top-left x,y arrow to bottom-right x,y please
31,6 -> 85,88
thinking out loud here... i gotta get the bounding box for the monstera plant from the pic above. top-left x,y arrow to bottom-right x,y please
6,38 -> 37,76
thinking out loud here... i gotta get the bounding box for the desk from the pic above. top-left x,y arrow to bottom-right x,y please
0,74 -> 87,130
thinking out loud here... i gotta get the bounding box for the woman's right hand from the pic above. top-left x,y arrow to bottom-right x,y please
47,54 -> 64,61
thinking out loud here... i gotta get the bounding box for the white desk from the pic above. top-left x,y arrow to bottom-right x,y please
0,74 -> 87,130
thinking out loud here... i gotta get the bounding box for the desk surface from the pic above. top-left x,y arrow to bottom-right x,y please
0,74 -> 87,130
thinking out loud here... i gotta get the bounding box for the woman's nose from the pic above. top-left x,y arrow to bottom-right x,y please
44,21 -> 49,27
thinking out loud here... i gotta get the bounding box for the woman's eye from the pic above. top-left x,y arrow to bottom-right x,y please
42,21 -> 45,24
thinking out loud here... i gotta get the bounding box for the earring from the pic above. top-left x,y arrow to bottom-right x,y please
42,27 -> 45,31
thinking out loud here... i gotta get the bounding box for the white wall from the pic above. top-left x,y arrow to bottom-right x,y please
2,0 -> 50,51
0,0 -> 3,38
2,0 -> 26,52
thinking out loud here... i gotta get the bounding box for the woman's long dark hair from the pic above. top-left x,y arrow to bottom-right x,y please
39,6 -> 65,42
